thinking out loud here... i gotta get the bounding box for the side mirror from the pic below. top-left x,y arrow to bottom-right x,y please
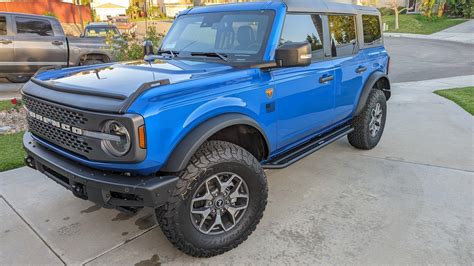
143,40 -> 154,56
275,42 -> 312,67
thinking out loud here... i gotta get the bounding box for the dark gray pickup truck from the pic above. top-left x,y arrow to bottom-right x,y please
0,12 -> 113,82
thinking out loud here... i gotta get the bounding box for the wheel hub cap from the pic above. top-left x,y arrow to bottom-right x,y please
369,102 -> 383,137
190,172 -> 249,235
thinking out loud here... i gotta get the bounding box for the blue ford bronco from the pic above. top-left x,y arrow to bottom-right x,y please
22,0 -> 390,257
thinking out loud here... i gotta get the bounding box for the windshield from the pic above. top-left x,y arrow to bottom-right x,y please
84,26 -> 120,38
160,10 -> 274,63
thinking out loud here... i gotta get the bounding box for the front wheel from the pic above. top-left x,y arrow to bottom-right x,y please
156,140 -> 268,257
348,89 -> 387,150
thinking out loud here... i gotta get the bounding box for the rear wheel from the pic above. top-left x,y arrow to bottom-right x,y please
82,59 -> 104,65
348,89 -> 387,150
156,140 -> 268,257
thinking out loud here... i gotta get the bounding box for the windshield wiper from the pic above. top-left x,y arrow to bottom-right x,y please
156,49 -> 177,58
190,52 -> 228,62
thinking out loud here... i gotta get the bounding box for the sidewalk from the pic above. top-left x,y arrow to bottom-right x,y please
1,76 -> 473,264
384,19 -> 474,44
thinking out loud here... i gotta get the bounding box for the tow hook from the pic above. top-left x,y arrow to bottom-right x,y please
24,156 -> 36,169
71,183 -> 87,200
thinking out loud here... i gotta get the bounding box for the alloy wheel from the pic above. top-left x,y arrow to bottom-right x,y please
369,102 -> 383,137
190,172 -> 249,235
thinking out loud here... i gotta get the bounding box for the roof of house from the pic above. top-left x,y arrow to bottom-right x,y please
95,3 -> 127,9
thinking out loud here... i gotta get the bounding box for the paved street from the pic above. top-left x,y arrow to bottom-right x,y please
1,75 -> 472,264
384,37 -> 474,82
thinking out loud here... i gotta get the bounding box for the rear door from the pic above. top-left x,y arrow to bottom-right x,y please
12,15 -> 67,74
272,13 -> 336,149
328,14 -> 368,123
0,14 -> 14,74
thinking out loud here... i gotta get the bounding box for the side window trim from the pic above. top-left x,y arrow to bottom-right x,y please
280,12 -> 330,62
327,13 -> 359,59
0,14 -> 12,36
360,14 -> 383,49
14,16 -> 55,37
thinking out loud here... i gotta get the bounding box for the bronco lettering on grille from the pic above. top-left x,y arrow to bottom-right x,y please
28,110 -> 83,135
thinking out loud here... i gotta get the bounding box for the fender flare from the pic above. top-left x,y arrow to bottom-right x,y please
160,113 -> 270,172
354,71 -> 391,116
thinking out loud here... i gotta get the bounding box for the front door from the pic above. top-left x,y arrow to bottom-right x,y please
272,13 -> 335,149
0,15 -> 14,74
12,15 -> 67,74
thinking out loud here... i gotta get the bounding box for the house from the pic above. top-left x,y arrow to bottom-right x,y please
94,3 -> 128,20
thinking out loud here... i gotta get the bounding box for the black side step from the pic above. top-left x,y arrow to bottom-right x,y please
262,124 -> 354,169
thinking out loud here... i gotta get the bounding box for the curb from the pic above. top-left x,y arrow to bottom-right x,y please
383,32 -> 474,45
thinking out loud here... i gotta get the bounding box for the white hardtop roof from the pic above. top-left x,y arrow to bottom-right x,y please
283,0 -> 379,14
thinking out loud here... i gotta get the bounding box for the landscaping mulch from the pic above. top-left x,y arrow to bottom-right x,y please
0,108 -> 27,135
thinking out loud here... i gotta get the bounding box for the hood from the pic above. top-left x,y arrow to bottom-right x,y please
22,59 -> 234,113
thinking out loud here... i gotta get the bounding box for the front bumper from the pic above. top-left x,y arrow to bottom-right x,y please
23,131 -> 178,209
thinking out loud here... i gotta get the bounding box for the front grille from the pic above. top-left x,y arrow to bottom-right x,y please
27,117 -> 93,154
24,95 -> 94,157
22,94 -> 146,163
23,96 -> 88,127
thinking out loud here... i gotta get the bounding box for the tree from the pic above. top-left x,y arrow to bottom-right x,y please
437,0 -> 446,16
74,0 -> 92,29
390,0 -> 407,29
421,0 -> 436,17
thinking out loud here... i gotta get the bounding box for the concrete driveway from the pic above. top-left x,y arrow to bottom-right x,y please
1,75 -> 472,265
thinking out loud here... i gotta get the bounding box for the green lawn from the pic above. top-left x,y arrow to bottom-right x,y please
434,87 -> 474,115
0,132 -> 25,172
0,99 -> 13,111
383,14 -> 467,34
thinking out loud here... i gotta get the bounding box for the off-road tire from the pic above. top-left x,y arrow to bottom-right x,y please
156,140 -> 268,257
348,89 -> 387,150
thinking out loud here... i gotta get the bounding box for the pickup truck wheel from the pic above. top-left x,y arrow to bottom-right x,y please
82,59 -> 104,65
348,89 -> 387,150
156,140 -> 268,257
6,75 -> 30,83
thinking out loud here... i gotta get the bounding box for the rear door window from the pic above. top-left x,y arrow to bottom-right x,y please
362,15 -> 382,45
280,14 -> 325,61
0,16 -> 7,35
328,15 -> 357,57
15,17 -> 54,36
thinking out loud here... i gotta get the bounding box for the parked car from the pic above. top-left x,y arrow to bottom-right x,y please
0,12 -> 113,83
22,0 -> 390,257
82,22 -> 122,39
112,15 -> 137,37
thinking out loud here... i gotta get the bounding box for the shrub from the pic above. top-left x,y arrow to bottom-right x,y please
447,0 -> 473,18
107,26 -> 164,61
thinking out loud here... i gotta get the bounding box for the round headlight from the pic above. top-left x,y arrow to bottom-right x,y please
101,120 -> 131,157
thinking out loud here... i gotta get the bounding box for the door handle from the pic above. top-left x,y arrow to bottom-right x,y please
319,74 -> 334,83
356,66 -> 367,74
52,40 -> 63,46
0,39 -> 12,44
